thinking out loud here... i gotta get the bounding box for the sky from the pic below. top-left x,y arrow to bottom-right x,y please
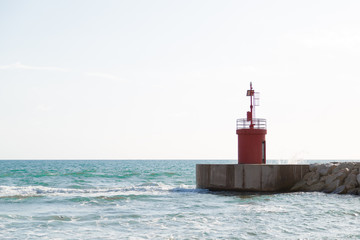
1,0 -> 360,160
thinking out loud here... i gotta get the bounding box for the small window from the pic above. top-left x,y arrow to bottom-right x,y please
262,141 -> 266,164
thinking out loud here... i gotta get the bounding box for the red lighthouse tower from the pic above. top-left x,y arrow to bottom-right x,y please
236,82 -> 267,164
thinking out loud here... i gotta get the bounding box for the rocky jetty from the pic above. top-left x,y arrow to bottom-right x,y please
291,162 -> 360,195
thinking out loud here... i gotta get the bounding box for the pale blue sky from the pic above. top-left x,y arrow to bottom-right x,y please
1,0 -> 360,160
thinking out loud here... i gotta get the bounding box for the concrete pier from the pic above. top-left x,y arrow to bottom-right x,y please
196,164 -> 309,192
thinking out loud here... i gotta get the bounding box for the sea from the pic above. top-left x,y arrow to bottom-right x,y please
0,160 -> 359,240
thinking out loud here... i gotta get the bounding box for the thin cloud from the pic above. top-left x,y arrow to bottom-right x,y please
85,72 -> 122,81
36,104 -> 51,112
284,28 -> 360,50
0,62 -> 125,82
0,62 -> 69,72
238,65 -> 256,73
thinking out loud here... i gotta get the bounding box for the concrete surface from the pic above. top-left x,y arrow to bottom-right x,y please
196,164 -> 309,192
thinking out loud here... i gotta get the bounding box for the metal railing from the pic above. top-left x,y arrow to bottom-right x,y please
236,118 -> 267,130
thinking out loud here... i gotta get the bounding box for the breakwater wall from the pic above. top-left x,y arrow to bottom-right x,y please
291,162 -> 360,195
196,164 -> 309,192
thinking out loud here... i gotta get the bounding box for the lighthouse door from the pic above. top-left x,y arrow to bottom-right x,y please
262,141 -> 266,164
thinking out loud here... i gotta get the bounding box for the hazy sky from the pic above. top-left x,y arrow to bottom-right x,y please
1,0 -> 360,160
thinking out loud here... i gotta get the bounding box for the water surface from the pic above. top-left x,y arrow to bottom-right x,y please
0,160 -> 359,239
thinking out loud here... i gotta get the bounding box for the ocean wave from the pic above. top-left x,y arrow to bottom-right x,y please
0,184 -> 197,198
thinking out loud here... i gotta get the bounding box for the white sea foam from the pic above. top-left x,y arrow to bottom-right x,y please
0,183 -> 193,198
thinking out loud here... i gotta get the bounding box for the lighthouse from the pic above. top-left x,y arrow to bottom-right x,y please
236,82 -> 267,164
196,82 -> 308,191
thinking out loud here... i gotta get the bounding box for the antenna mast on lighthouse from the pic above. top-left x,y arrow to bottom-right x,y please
247,82 -> 254,128
246,82 -> 260,129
